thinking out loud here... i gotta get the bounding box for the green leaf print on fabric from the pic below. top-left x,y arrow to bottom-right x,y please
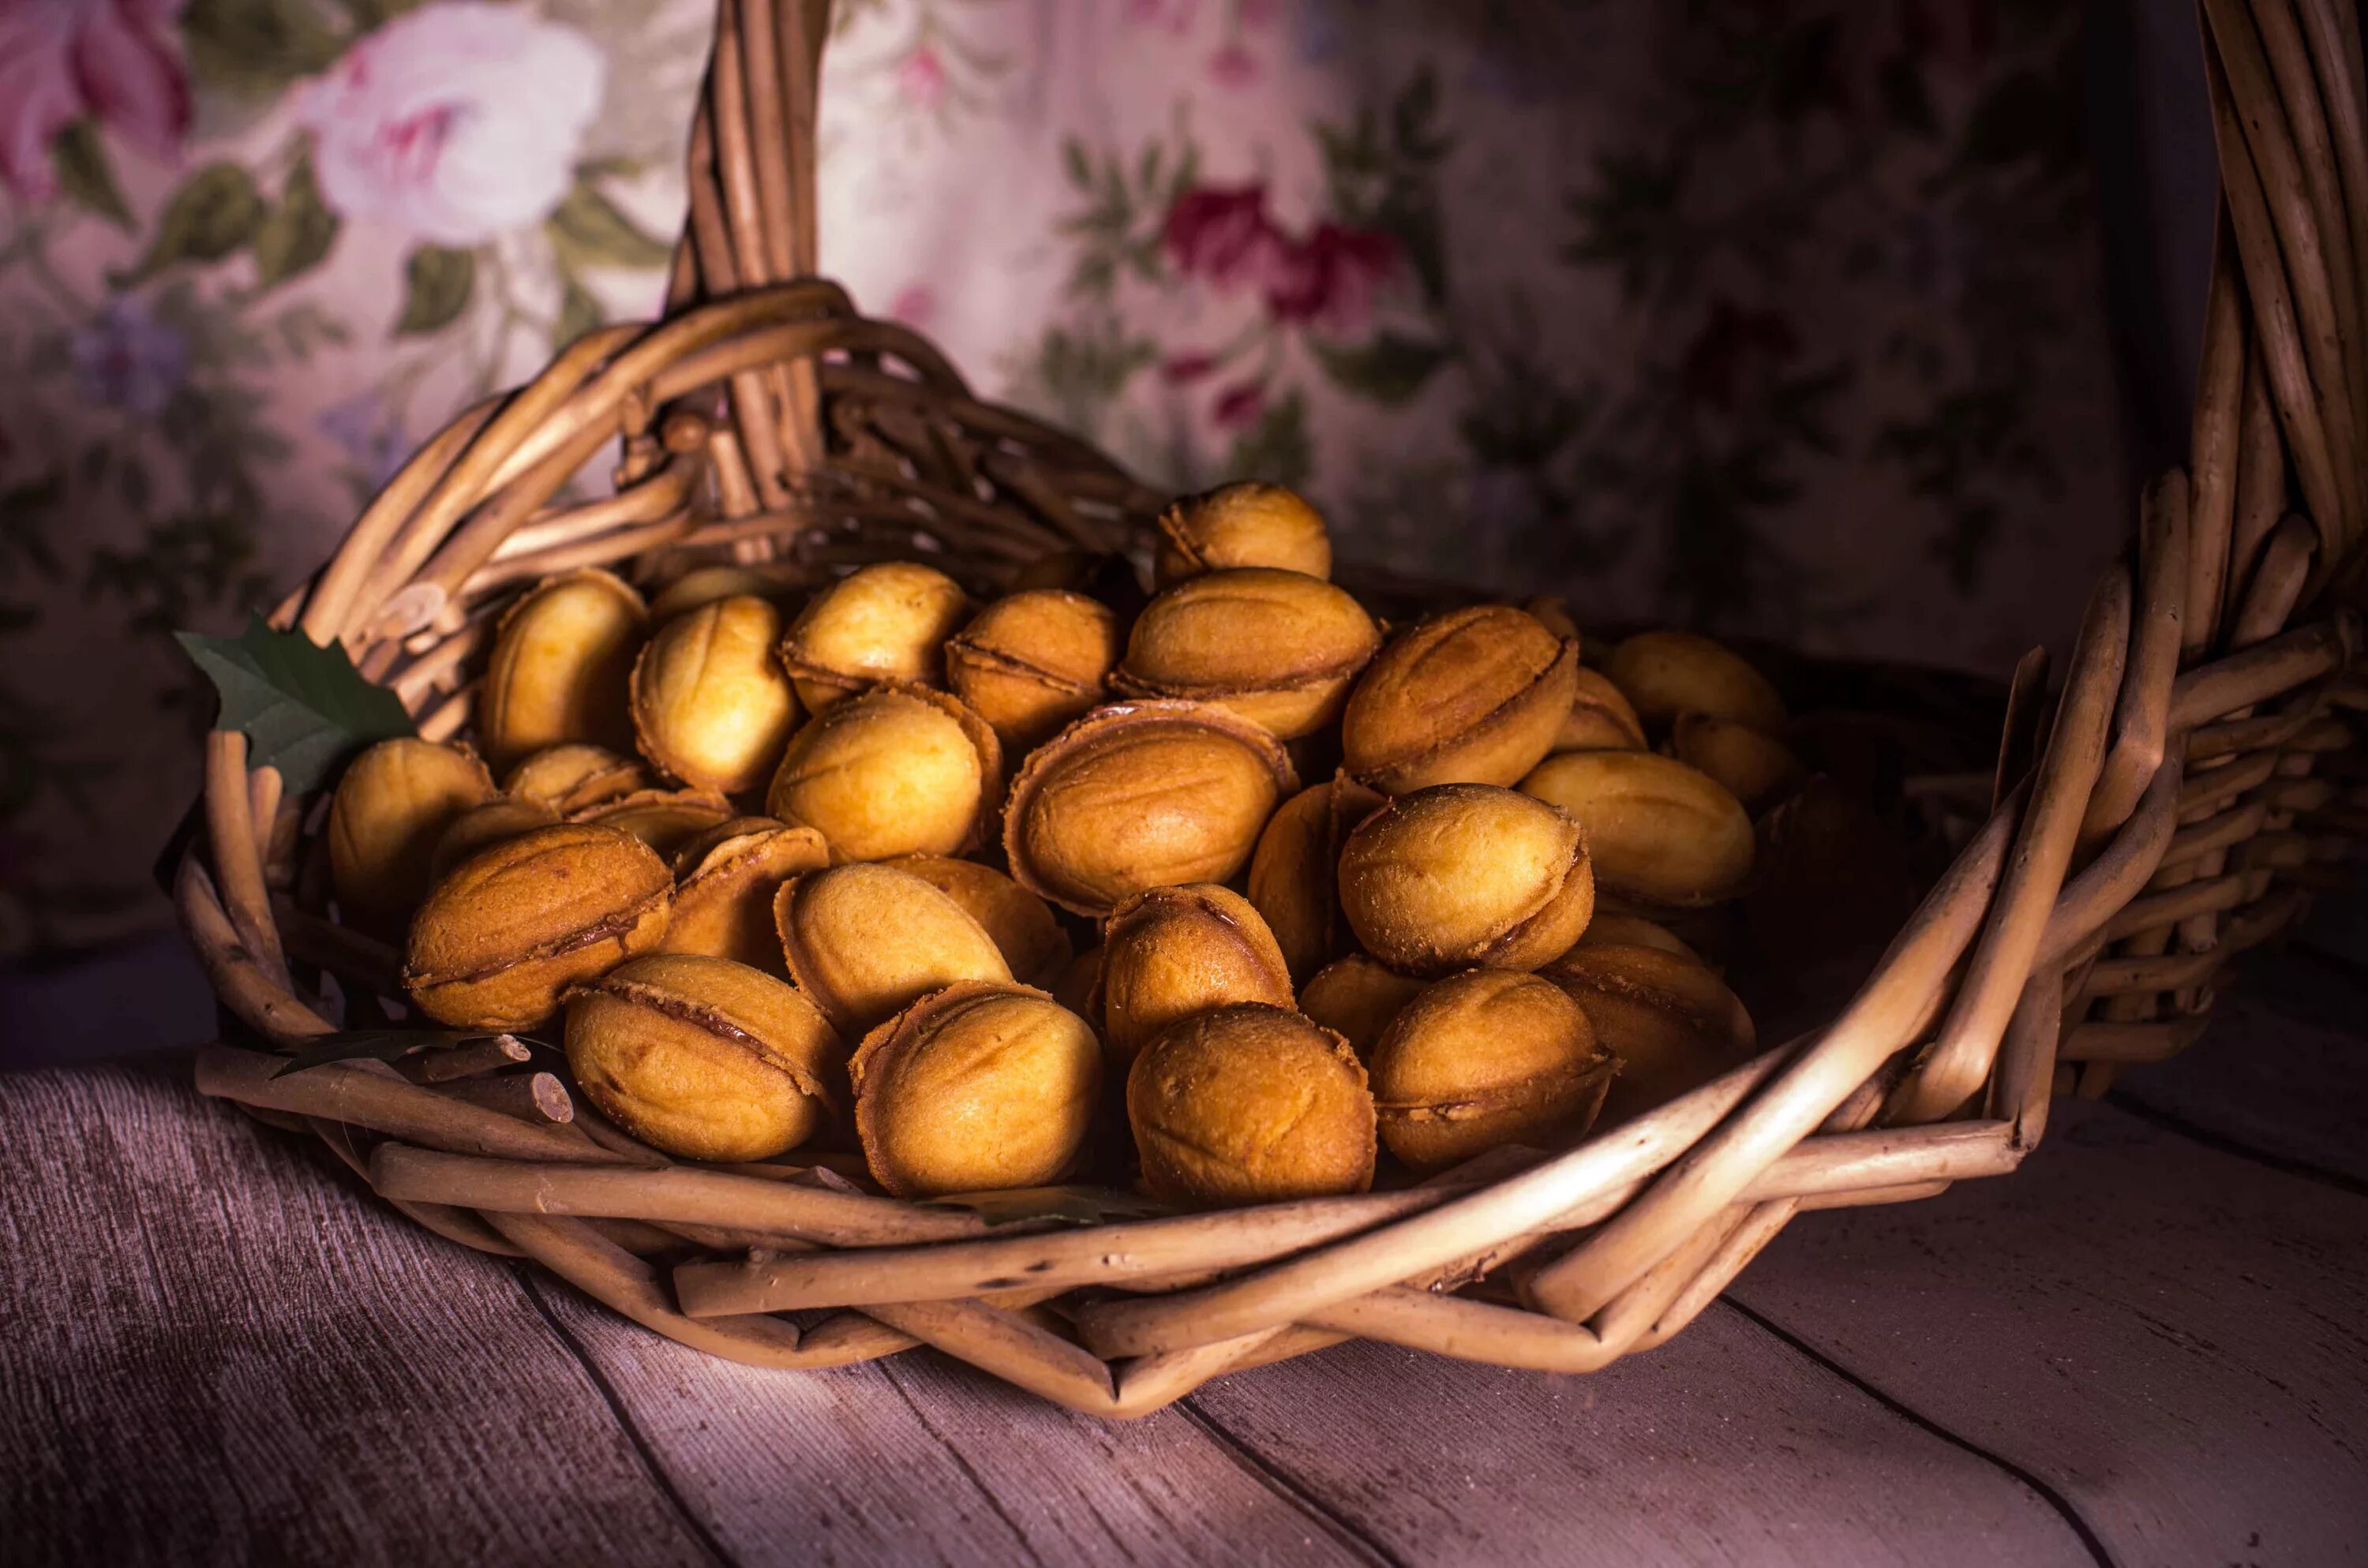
553,277 -> 605,350
1225,391 -> 1312,489
547,181 -> 674,272
395,246 -> 478,335
49,123 -> 135,233
181,0 -> 348,99
1310,332 -> 1450,407
112,166 -> 270,289
251,155 -> 341,291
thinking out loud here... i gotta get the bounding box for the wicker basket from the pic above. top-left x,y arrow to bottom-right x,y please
175,0 -> 2368,1416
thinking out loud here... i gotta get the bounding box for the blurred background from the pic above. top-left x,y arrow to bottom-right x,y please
0,0 -> 2213,1024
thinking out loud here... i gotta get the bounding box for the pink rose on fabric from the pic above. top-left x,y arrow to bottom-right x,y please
897,44 -> 946,110
295,3 -> 605,247
1212,379 -> 1267,429
1262,221 -> 1401,336
1162,183 -> 1284,294
0,0 -> 190,202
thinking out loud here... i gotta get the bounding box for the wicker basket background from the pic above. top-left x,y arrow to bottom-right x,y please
174,0 -> 2368,1415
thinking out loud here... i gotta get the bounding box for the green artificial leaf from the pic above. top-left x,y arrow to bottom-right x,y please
251,153 -> 340,290
272,1029 -> 541,1078
111,164 -> 268,288
545,182 -> 673,272
921,1185 -> 1174,1228
182,0 -> 345,98
51,122 -> 134,231
1309,331 -> 1451,406
395,245 -> 476,335
552,275 -> 604,350
174,612 -> 415,795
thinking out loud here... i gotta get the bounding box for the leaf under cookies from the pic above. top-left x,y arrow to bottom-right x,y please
174,612 -> 416,796
271,1030 -> 543,1078
922,1184 -> 1175,1228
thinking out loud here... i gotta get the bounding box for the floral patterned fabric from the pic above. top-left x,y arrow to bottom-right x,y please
0,0 -> 2123,955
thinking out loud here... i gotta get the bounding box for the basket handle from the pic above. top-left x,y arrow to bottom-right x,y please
675,0 -> 835,518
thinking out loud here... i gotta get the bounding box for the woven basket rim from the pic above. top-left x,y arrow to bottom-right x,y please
168,0 -> 2368,1416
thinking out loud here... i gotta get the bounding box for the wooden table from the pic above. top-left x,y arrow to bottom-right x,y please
5,942 -> 2364,1566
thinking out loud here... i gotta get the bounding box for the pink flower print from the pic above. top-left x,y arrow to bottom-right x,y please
1237,0 -> 1283,26
295,2 -> 605,247
1262,222 -> 1401,337
1206,40 -> 1260,89
1162,183 -> 1285,294
897,43 -> 947,110
1125,0 -> 1199,34
1161,351 -> 1220,384
1212,379 -> 1267,429
0,0 -> 190,202
888,283 -> 935,327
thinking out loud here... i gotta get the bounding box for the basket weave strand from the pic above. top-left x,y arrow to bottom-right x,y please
177,0 -> 2368,1414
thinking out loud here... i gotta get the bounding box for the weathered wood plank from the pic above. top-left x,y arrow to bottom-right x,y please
1729,1098 -> 2368,1566
9,1035 -> 2366,1567
527,1278 -> 1377,1567
0,1061 -> 714,1568
2116,960 -> 2368,1184
1183,1308 -> 2095,1566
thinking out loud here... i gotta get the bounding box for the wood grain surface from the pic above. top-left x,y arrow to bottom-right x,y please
2,978 -> 2364,1566
2111,950 -> 2368,1185
528,1278 -> 1377,1567
1729,1095 -> 2368,1566
0,1058 -> 714,1568
1181,1315 -> 2097,1566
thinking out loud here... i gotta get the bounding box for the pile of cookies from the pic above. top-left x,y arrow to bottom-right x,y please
327,483 -> 1787,1207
